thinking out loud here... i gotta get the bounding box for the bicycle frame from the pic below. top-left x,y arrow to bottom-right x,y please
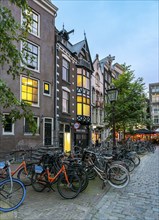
11,161 -> 28,176
42,164 -> 70,185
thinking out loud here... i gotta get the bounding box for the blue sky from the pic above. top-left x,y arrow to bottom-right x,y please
53,0 -> 159,91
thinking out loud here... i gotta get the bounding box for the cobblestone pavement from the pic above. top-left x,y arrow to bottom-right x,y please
1,146 -> 159,220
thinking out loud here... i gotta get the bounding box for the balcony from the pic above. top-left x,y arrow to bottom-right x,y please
78,58 -> 91,70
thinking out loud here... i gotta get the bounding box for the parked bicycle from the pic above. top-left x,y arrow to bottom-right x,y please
0,160 -> 26,212
0,152 -> 34,186
31,154 -> 82,199
82,149 -> 130,189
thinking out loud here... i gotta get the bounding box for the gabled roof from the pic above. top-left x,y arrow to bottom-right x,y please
72,40 -> 85,55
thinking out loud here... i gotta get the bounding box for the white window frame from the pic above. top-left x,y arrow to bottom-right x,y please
62,90 -> 70,113
2,113 -> 14,135
24,116 -> 40,135
20,76 -> 40,107
21,8 -> 40,38
21,40 -> 40,72
43,82 -> 51,96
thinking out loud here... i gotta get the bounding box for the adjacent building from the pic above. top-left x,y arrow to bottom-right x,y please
149,82 -> 159,130
55,27 -> 93,152
0,0 -> 58,152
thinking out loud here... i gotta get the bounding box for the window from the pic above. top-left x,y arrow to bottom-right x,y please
2,114 -> 14,135
22,9 -> 40,37
95,72 -> 100,87
77,95 -> 90,116
30,10 -> 40,37
43,82 -> 51,96
22,41 -> 39,71
24,117 -> 39,134
154,115 -> 159,124
83,76 -> 89,89
62,90 -> 70,113
62,59 -> 69,82
21,76 -> 39,106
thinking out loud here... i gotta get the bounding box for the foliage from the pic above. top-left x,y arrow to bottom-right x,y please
104,64 -> 150,138
0,0 -> 37,133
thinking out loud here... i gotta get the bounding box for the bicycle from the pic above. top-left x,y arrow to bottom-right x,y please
0,152 -> 34,186
31,159 -> 82,199
0,160 -> 26,212
83,149 -> 130,189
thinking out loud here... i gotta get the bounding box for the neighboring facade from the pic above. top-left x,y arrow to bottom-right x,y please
91,54 -> 104,146
55,28 -> 93,152
0,0 -> 58,152
100,55 -> 123,141
149,82 -> 159,130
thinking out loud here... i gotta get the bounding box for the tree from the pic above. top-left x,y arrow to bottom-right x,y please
0,0 -> 37,133
105,64 -> 150,139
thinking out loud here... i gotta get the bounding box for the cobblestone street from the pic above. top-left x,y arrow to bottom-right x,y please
1,146 -> 159,220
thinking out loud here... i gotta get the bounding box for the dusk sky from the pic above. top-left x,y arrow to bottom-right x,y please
53,0 -> 159,92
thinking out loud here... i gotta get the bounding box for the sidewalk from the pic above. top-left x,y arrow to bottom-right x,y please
1,147 -> 159,220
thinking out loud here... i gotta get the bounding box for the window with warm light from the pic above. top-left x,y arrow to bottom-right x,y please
62,90 -> 70,113
21,77 -> 39,106
77,75 -> 82,87
77,95 -> 90,116
43,82 -> 51,96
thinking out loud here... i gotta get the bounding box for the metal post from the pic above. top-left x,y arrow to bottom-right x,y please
112,102 -> 116,153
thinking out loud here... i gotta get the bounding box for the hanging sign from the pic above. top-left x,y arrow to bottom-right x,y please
74,122 -> 80,129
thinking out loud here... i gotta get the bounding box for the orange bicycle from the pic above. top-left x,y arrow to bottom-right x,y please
31,162 -> 82,199
0,152 -> 34,186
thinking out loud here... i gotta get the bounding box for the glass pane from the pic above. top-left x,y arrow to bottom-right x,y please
77,75 -> 82,87
77,103 -> 82,115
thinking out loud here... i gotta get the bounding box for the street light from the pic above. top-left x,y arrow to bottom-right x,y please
106,85 -> 118,154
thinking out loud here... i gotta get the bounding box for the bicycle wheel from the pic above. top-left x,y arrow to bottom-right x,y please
107,164 -> 130,189
69,165 -> 89,192
31,173 -> 47,192
57,173 -> 81,199
123,158 -> 135,172
131,155 -> 140,167
0,178 -> 26,212
17,164 -> 33,186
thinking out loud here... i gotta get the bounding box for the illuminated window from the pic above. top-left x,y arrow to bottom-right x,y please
62,90 -> 70,113
43,82 -> 51,96
2,114 -> 14,135
21,76 -> 39,106
83,104 -> 90,116
83,76 -> 89,89
24,117 -> 39,134
22,41 -> 39,71
77,75 -> 82,87
62,59 -> 69,82
77,103 -> 82,115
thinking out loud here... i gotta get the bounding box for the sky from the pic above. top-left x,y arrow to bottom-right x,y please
53,0 -> 159,91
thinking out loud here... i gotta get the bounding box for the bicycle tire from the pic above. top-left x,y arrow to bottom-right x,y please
17,164 -> 33,186
57,173 -> 81,199
0,178 -> 26,212
69,164 -> 89,192
123,158 -> 135,172
31,173 -> 47,192
107,164 -> 130,189
131,155 -> 140,167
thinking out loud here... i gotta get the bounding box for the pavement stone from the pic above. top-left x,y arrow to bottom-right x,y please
0,146 -> 159,220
